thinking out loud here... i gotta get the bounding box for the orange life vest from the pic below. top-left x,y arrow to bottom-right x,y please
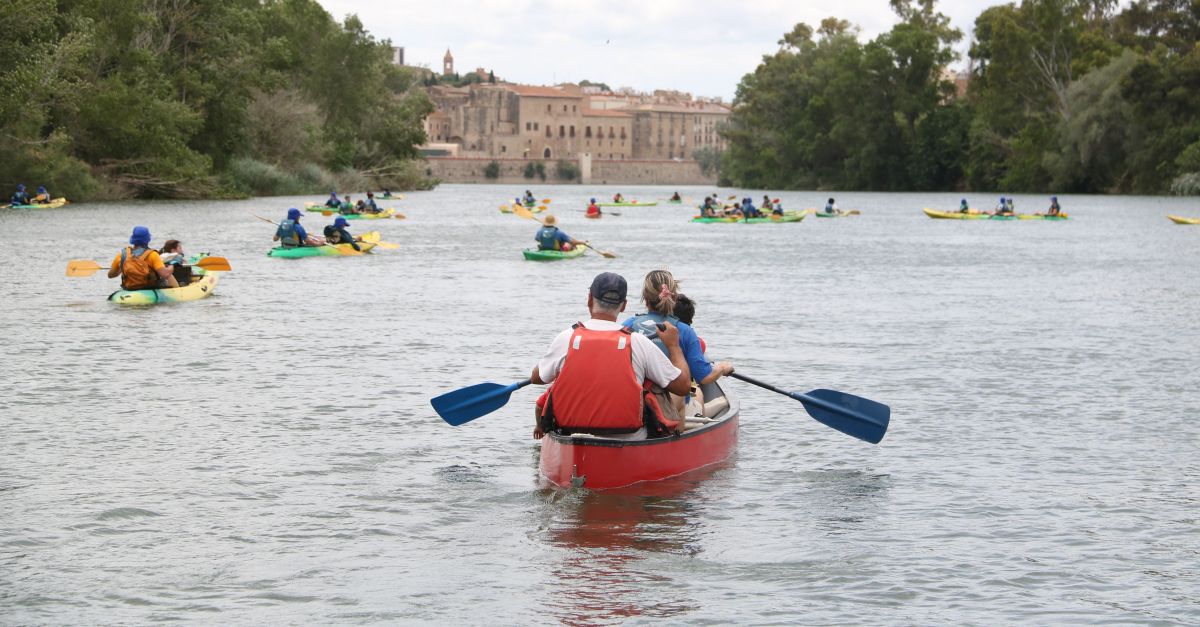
540,325 -> 678,436
119,247 -> 159,290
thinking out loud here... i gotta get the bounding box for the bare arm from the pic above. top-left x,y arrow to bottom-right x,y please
656,323 -> 692,396
157,266 -> 179,288
531,366 -> 547,385
700,361 -> 734,385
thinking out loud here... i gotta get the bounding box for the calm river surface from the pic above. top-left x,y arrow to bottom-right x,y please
2,185 -> 1198,624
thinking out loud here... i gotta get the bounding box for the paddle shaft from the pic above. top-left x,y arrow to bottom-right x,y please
729,371 -> 880,431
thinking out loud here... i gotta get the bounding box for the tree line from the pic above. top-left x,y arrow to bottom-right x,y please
0,0 -> 434,200
719,0 -> 1200,195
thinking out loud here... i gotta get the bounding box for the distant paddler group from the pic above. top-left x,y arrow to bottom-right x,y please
693,195 -> 806,223
4,183 -> 68,209
264,208 -> 396,257
308,191 -> 404,219
926,196 -> 1068,220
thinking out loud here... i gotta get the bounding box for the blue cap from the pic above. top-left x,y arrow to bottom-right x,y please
330,191 -> 338,196
37,186 -> 46,193
16,184 -> 24,191
590,272 -> 627,305
961,198 -> 967,203
129,226 -> 151,246
333,216 -> 348,228
1051,196 -> 1057,201
590,198 -> 596,203
287,208 -> 301,220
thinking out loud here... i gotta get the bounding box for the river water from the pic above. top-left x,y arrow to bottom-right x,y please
1,185 -> 1197,624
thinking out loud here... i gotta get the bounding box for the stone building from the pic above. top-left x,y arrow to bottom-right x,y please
422,82 -> 728,163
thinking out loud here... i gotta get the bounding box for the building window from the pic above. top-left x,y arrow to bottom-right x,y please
525,122 -> 530,131
569,126 -> 575,138
501,145 -> 507,153
546,126 -> 551,137
559,125 -> 565,138
546,104 -> 551,112
585,126 -> 592,138
544,147 -> 552,159
620,128 -> 626,139
608,127 -> 615,139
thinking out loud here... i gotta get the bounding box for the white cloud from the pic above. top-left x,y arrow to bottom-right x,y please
316,0 -> 1001,99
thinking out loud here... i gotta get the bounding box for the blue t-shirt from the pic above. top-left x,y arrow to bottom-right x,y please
622,315 -> 713,383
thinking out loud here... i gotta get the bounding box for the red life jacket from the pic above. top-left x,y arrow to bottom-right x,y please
540,324 -> 678,436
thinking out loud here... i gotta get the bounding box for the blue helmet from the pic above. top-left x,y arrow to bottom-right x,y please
287,208 -> 302,220
37,186 -> 46,193
1051,196 -> 1058,201
961,198 -> 967,203
16,184 -> 25,191
590,198 -> 596,203
333,216 -> 349,228
330,191 -> 338,197
129,226 -> 151,246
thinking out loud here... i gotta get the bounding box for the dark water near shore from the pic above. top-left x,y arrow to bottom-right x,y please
2,185 -> 1198,624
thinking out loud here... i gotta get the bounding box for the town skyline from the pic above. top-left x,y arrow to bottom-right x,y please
315,0 -> 1003,101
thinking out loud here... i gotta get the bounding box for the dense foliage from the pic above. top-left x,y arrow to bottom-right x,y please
721,0 -> 1200,194
0,0 -> 434,200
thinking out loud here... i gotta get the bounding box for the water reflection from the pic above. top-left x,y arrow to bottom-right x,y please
531,463 -> 731,625
796,469 -> 891,536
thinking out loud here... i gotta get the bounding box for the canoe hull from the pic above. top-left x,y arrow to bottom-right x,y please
8,197 -> 68,210
522,247 -> 585,261
1168,215 -> 1200,225
924,208 -> 1068,220
539,382 -> 740,489
108,273 -> 219,305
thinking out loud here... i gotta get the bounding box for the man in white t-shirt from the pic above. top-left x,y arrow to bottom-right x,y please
531,272 -> 692,440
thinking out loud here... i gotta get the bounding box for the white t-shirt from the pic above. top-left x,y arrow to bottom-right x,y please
536,319 -> 681,387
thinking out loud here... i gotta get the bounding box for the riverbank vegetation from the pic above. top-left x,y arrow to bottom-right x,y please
721,0 -> 1200,194
0,0 -> 435,201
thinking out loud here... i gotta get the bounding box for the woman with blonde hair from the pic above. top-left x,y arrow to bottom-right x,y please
623,270 -> 734,418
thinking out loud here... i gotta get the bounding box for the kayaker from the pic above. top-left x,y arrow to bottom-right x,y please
531,272 -> 692,441
340,195 -> 359,214
671,191 -> 681,201
762,195 -> 774,212
700,197 -> 718,218
585,198 -> 601,218
274,208 -> 319,248
1007,198 -> 1016,214
741,197 -> 761,219
993,197 -> 1009,215
625,270 -> 732,418
536,215 -> 582,251
613,193 -> 624,203
824,198 -> 838,215
159,239 -> 192,286
365,191 -> 380,213
34,186 -> 50,203
382,188 -> 393,198
1047,196 -> 1061,216
323,191 -> 340,208
524,190 -> 536,206
959,198 -> 970,213
671,293 -> 734,416
10,184 -> 30,206
323,216 -> 361,251
107,226 -> 179,290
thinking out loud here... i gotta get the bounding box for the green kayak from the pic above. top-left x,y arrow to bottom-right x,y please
691,211 -> 806,224
522,247 -> 586,261
267,242 -> 376,258
598,201 -> 657,207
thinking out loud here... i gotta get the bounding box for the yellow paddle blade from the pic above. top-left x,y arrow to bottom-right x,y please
727,195 -> 737,200
512,205 -> 535,220
321,210 -> 333,216
66,259 -> 103,277
541,198 -> 551,204
848,209 -> 861,215
194,256 -> 232,272
360,231 -> 382,243
393,213 -> 406,219
372,241 -> 400,250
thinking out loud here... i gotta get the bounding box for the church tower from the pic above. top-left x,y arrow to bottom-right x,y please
443,48 -> 454,76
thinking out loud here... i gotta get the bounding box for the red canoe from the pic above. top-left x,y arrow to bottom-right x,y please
539,380 -> 740,489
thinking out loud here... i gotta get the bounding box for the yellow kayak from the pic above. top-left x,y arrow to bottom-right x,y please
109,272 -> 219,305
1168,215 -> 1200,225
7,197 -> 69,209
501,204 -> 545,214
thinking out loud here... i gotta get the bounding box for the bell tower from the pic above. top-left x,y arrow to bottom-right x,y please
443,48 -> 454,76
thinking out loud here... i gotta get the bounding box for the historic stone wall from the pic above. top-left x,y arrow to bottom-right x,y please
423,157 -> 716,185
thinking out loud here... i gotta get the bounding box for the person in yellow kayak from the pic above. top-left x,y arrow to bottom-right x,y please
536,215 -> 583,251
959,198 -> 970,213
523,190 -> 537,206
823,197 -> 840,215
9,184 -> 30,206
33,186 -> 51,203
323,216 -> 361,251
364,191 -> 381,213
1047,196 -> 1062,216
159,239 -> 193,286
107,226 -> 179,290
992,197 -> 1012,216
700,196 -> 718,218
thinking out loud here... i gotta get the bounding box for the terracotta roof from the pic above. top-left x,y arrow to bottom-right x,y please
582,108 -> 631,118
620,103 -> 730,114
505,84 -> 580,99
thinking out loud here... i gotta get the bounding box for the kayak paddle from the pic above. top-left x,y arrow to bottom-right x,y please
729,372 -> 890,444
432,379 -> 532,425
359,231 -> 399,249
512,205 -> 617,258
67,256 -> 232,277
577,209 -> 621,216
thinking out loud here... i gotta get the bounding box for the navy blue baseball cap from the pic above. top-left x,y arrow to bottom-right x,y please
590,272 -> 627,305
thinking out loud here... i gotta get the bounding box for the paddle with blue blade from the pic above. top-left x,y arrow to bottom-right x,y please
729,372 -> 890,444
432,379 -> 533,426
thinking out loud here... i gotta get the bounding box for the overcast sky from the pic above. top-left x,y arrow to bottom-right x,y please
316,0 -> 1003,100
